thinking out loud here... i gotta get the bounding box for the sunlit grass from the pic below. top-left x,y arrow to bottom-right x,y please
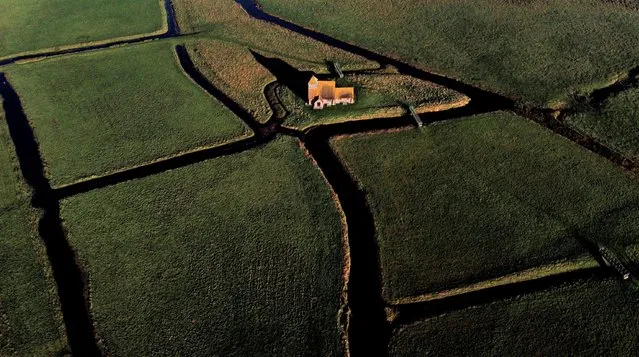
0,111 -> 66,356
6,41 -> 249,186
391,279 -> 639,355
333,112 -> 639,300
61,137 -> 344,356
0,0 -> 164,58
280,70 -> 465,129
260,0 -> 639,106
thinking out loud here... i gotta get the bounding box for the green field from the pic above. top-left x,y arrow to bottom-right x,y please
181,22 -> 376,125
260,0 -> 639,107
174,0 -> 375,73
4,0 -> 639,353
173,0 -> 372,72
280,72 -> 465,129
60,137 -> 344,356
332,112 -> 639,301
0,112 -> 66,355
186,40 -> 277,124
390,279 -> 639,355
566,88 -> 639,160
174,1 -> 471,128
0,0 -> 164,58
6,41 -> 248,187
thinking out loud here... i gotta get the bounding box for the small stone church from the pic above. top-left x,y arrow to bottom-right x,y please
307,76 -> 355,109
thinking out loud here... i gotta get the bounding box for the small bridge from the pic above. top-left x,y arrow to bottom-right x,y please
333,61 -> 344,78
408,105 -> 424,127
598,244 -> 636,281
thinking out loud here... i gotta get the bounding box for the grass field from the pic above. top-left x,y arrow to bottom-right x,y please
332,112 -> 639,301
392,256 -> 599,305
174,1 -> 471,127
566,88 -> 639,160
390,279 -> 639,355
175,0 -> 381,125
0,115 -> 22,207
60,137 -> 345,356
186,40 -> 276,124
173,0 -> 380,101
260,0 -> 639,107
6,41 -> 249,187
0,112 -> 66,356
4,0 -> 639,353
0,0 -> 164,58
174,0 -> 374,72
280,71 -> 466,129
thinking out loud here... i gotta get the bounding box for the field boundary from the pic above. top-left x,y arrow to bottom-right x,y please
389,256 -> 598,306
0,0 -> 180,68
298,141 -> 352,356
53,136 -> 259,199
390,267 -> 611,327
239,0 -> 639,179
281,94 -> 471,132
4,1 -> 639,353
0,73 -> 101,356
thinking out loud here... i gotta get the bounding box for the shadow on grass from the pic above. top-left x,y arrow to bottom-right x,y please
391,198 -> 639,328
392,266 -> 610,327
176,45 -> 263,135
571,199 -> 639,278
0,73 -> 100,356
303,128 -> 390,356
250,50 -> 324,103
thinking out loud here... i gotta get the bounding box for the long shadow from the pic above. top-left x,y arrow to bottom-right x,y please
235,0 -> 513,110
55,45 -> 272,198
250,49 -> 493,136
302,100 -> 491,136
392,266 -> 611,327
250,50 -> 317,102
236,0 -> 639,177
175,45 -> 278,137
302,129 -> 390,356
0,74 -> 101,356
54,136 -> 261,199
0,0 -> 180,67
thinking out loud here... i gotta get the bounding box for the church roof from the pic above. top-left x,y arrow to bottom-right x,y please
308,76 -> 354,103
